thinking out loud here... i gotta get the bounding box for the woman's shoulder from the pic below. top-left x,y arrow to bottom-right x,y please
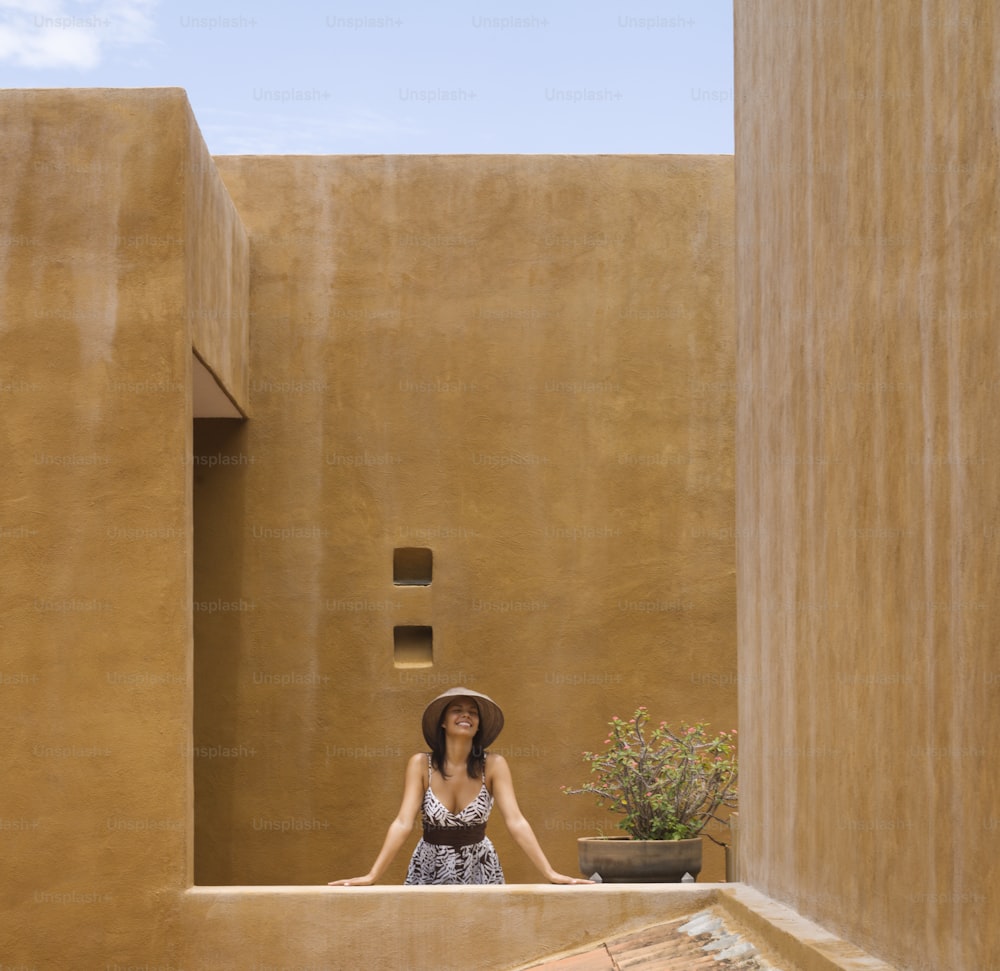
484,751 -> 509,776
405,752 -> 431,784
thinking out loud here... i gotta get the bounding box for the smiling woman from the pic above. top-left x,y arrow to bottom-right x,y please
327,687 -> 593,886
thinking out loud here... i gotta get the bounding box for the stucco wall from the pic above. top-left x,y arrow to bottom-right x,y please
178,884 -> 718,971
185,108 -> 250,413
0,87 -> 197,967
735,3 -> 1000,969
1,87 -> 738,967
196,153 -> 737,886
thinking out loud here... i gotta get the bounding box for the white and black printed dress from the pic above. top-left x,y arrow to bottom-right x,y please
404,754 -> 505,885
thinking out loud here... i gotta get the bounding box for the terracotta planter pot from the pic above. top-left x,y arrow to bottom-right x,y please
577,835 -> 703,883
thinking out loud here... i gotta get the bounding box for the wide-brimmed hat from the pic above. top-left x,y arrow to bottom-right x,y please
422,686 -> 504,749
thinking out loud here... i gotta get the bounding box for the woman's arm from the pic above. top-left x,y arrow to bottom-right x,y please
489,754 -> 593,885
327,752 -> 426,886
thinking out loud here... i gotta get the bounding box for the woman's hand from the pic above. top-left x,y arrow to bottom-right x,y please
548,872 -> 595,885
327,874 -> 374,886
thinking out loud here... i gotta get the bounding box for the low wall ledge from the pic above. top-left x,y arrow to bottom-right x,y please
178,884 -> 896,970
185,882 -> 723,896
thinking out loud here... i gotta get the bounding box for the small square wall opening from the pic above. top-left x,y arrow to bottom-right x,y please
394,547 -> 432,586
394,626 -> 433,668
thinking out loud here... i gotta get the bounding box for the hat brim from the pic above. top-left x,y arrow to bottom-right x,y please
422,687 -> 504,749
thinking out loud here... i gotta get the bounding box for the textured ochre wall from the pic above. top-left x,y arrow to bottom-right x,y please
735,3 -> 1000,969
178,885 -> 719,971
196,153 -> 737,886
185,108 -> 251,412
2,87 -> 738,967
0,88 -> 201,967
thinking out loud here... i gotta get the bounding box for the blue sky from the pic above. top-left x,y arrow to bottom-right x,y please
0,0 -> 734,155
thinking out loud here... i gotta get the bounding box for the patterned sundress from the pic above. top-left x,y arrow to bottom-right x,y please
404,754 -> 505,885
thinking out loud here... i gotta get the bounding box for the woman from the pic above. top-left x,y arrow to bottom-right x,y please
328,686 -> 592,886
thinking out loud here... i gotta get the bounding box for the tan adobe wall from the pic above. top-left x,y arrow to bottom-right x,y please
196,152 -> 737,886
185,108 -> 250,413
179,884 -> 718,971
0,87 -> 202,967
734,3 -> 1000,969
1,87 -> 736,967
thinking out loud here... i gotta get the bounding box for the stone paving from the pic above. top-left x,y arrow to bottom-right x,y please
521,909 -> 783,970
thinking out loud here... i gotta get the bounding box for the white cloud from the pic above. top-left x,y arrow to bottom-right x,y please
0,0 -> 156,70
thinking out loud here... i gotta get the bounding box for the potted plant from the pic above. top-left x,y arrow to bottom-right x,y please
564,707 -> 737,882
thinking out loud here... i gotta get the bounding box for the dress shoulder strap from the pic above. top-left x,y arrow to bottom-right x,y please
426,752 -> 433,781
481,751 -> 487,783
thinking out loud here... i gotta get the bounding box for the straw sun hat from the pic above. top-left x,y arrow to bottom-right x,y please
421,686 -> 505,749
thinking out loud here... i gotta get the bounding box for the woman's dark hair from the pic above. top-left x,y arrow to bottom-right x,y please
429,701 -> 487,780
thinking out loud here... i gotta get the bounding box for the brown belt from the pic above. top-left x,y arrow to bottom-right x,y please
422,824 -> 487,847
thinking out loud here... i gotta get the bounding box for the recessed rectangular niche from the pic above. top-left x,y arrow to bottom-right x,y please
393,547 -> 432,586
394,625 -> 433,668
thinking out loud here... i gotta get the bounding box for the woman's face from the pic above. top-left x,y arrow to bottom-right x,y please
441,697 -> 480,736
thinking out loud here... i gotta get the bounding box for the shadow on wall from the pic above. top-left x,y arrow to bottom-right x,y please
193,417 -> 251,883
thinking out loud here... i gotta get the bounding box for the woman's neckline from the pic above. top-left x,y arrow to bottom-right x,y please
426,781 -> 488,817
